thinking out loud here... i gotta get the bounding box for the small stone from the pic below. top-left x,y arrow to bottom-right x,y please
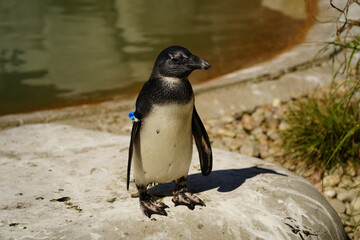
220,115 -> 234,124
278,121 -> 289,131
242,114 -> 256,131
267,129 -> 280,141
337,190 -> 357,202
205,119 -> 219,127
302,166 -> 315,178
323,175 -> 341,187
332,166 -> 344,178
328,199 -> 346,214
217,128 -> 236,138
229,139 -> 243,152
272,98 -> 281,107
251,108 -> 265,125
266,118 -> 279,131
351,197 -> 360,211
239,140 -> 260,157
252,127 -> 267,141
211,138 -> 225,149
264,156 -> 275,163
345,202 -> 353,215
324,188 -> 336,198
339,176 -> 354,188
259,143 -> 270,159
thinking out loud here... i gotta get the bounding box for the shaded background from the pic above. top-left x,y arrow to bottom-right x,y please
0,0 -> 311,115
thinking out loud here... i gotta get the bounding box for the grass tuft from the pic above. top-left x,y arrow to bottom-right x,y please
280,83 -> 360,170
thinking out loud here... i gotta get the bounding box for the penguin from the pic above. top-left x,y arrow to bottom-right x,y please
127,45 -> 212,218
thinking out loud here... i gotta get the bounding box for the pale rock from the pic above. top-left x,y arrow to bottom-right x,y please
323,175 -> 341,187
272,98 -> 282,107
329,199 -> 346,214
0,124 -> 348,239
251,108 -> 265,125
210,138 -> 225,149
259,143 -> 270,159
266,118 -> 280,131
264,156 -> 275,163
278,121 -> 289,131
332,166 -> 344,178
337,190 -> 357,202
217,128 -> 236,138
267,129 -> 281,141
351,197 -> 360,212
221,137 -> 234,148
242,114 -> 256,131
219,115 -> 234,124
295,166 -> 307,177
324,188 -> 336,198
345,202 -> 353,215
239,139 -> 260,157
339,176 -> 354,188
252,127 -> 267,141
205,119 -> 219,127
303,166 -> 315,178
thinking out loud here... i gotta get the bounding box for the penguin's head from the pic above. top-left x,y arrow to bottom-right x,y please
151,45 -> 211,79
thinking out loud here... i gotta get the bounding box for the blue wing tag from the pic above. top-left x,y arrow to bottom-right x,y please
128,112 -> 139,122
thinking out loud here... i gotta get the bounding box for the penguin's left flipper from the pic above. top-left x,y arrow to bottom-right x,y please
127,120 -> 141,191
192,107 -> 212,176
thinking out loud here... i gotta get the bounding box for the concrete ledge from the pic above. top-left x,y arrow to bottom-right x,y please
0,124 -> 347,239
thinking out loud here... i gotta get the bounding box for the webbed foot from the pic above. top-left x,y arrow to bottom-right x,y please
138,185 -> 169,218
172,176 -> 205,210
140,199 -> 169,218
172,189 -> 205,210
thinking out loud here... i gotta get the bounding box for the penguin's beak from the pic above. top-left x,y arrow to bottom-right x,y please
189,55 -> 211,70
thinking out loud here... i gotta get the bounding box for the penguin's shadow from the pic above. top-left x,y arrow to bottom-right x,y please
148,167 -> 287,197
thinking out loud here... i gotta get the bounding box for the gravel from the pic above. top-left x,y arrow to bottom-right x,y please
202,99 -> 360,239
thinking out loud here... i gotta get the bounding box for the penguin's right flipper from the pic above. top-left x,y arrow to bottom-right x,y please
192,107 -> 212,176
127,120 -> 141,190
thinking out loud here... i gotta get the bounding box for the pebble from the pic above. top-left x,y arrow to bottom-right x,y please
242,114 -> 256,131
272,98 -> 281,107
328,199 -> 346,214
337,190 -> 357,202
324,188 -> 336,198
352,197 -> 360,212
217,128 -> 236,138
323,175 -> 341,187
252,108 -> 265,125
204,101 -> 359,236
239,139 -> 260,157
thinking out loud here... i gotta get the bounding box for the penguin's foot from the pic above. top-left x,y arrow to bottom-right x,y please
138,186 -> 169,218
139,199 -> 169,218
172,188 -> 205,210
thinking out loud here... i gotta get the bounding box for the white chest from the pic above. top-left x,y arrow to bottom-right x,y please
133,100 -> 194,185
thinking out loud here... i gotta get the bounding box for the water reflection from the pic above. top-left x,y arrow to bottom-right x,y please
0,0 -> 308,115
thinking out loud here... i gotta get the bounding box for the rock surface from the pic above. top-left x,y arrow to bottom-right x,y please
0,124 -> 347,239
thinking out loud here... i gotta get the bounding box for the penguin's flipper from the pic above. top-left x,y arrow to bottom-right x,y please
192,107 -> 212,176
127,120 -> 141,190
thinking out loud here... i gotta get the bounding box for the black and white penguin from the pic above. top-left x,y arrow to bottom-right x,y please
127,45 -> 212,218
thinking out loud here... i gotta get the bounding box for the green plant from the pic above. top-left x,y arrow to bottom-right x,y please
280,86 -> 360,170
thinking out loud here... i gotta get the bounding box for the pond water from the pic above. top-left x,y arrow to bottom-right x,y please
0,0 -> 313,115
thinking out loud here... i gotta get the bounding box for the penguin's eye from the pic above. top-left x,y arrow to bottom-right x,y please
171,57 -> 179,63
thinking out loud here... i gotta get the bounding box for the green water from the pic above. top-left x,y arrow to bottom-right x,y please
0,0 -> 308,115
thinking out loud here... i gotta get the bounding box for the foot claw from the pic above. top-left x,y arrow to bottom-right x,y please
140,199 -> 168,218
172,191 -> 205,210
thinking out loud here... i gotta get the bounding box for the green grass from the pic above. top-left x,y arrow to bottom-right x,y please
280,82 -> 360,170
